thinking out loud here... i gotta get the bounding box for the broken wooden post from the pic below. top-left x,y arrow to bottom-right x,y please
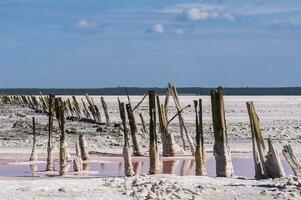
101,97 -> 111,124
266,138 -> 285,178
46,94 -> 55,171
194,100 -> 207,176
139,113 -> 148,134
246,101 -> 268,179
29,117 -> 37,161
211,87 -> 234,177
55,98 -> 68,176
283,144 -> 301,176
119,102 -> 134,177
148,91 -> 160,174
79,134 -> 90,161
126,103 -> 142,156
169,84 -> 195,154
157,96 -> 176,157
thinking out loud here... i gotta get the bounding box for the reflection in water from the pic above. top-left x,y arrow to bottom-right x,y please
0,157 -> 295,178
162,160 -> 178,174
133,161 -> 142,175
29,164 -> 38,176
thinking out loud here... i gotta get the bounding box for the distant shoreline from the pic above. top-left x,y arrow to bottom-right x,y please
1,87 -> 301,95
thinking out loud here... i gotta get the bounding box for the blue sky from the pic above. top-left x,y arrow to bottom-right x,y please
1,0 -> 301,88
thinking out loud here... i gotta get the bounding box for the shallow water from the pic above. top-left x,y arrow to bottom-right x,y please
0,156 -> 294,178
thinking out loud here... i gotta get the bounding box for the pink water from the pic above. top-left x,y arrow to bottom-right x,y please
0,156 -> 294,178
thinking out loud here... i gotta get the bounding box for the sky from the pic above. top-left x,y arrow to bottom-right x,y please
0,0 -> 301,88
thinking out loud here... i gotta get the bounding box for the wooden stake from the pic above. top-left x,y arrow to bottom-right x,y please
101,97 -> 111,124
55,98 -> 68,176
266,138 -> 285,178
148,91 -> 160,174
29,117 -> 37,161
139,113 -> 148,134
211,87 -> 234,177
79,134 -> 90,161
126,103 -> 142,156
194,100 -> 207,176
247,102 -> 268,179
46,94 -> 54,171
157,96 -> 176,157
169,84 -> 195,154
283,144 -> 301,176
119,102 -> 134,177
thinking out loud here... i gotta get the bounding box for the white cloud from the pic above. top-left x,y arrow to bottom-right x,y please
178,7 -> 236,22
147,24 -> 165,33
75,20 -> 98,29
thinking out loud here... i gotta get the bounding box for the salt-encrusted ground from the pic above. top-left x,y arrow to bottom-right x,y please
0,96 -> 301,199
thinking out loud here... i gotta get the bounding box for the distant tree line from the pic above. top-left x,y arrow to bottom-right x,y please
0,87 -> 301,95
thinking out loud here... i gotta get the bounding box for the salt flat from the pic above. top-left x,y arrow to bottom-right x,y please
0,95 -> 300,199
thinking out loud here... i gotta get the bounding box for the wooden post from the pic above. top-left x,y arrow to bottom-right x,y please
119,102 -> 134,177
126,103 -> 142,156
246,102 -> 268,179
101,97 -> 111,124
55,98 -> 68,176
79,134 -> 90,161
81,98 -> 91,119
149,91 -> 160,174
139,113 -> 148,134
157,96 -> 176,157
169,84 -> 195,154
72,96 -> 81,118
211,87 -> 234,177
283,145 -> 301,176
29,117 -> 37,161
266,138 -> 285,178
46,94 -> 54,171
194,100 -> 207,176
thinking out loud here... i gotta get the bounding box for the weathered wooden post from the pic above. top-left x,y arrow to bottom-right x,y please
283,145 -> 301,176
149,91 -> 160,174
247,101 -> 268,179
169,84 -> 195,154
211,87 -> 234,177
194,100 -> 207,176
157,96 -> 176,157
139,113 -> 148,134
46,94 -> 55,171
79,134 -> 90,161
119,102 -> 135,177
266,138 -> 285,178
101,97 -> 111,124
55,98 -> 68,176
29,117 -> 37,161
126,103 -> 142,156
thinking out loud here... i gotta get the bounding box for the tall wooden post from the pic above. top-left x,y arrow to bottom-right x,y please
283,145 -> 301,176
29,117 -> 37,161
149,91 -> 160,174
126,103 -> 142,156
55,98 -> 68,176
46,94 -> 54,171
211,87 -> 234,177
119,102 -> 134,177
246,102 -> 268,179
101,97 -> 111,124
194,100 -> 207,176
